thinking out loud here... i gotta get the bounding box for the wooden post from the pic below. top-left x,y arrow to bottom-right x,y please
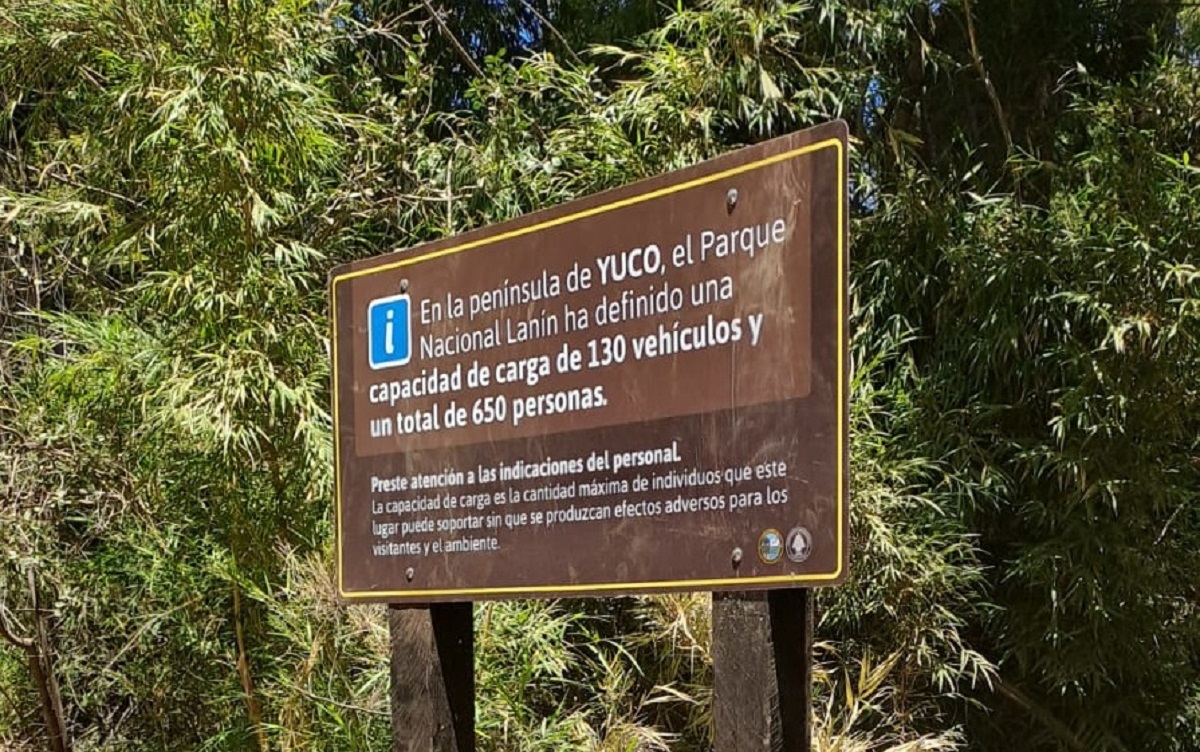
712,589 -> 812,752
389,603 -> 475,752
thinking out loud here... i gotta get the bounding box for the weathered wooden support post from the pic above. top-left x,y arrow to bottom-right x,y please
389,603 -> 475,752
713,589 -> 812,752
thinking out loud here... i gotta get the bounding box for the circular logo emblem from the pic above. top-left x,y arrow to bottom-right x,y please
786,527 -> 813,563
758,529 -> 783,564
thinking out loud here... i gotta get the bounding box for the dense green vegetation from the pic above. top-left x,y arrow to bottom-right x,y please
1,0 -> 1197,750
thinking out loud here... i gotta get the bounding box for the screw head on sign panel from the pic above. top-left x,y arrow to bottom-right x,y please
731,547 -> 744,567
726,188 -> 738,212
400,278 -> 409,293
405,567 -> 415,581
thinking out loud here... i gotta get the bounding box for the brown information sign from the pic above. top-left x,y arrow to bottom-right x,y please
331,120 -> 849,602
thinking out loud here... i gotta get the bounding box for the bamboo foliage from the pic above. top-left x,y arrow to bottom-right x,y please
0,1 -> 1197,751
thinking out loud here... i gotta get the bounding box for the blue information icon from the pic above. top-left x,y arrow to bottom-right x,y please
368,293 -> 412,370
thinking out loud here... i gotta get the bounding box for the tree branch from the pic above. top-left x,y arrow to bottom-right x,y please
233,584 -> 268,752
38,166 -> 145,209
0,600 -> 33,650
517,0 -> 584,68
22,568 -> 69,752
995,676 -> 1085,752
1155,499 -> 1191,545
960,0 -> 1014,159
418,0 -> 485,80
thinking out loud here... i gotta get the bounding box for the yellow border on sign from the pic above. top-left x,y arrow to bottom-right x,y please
331,136 -> 846,600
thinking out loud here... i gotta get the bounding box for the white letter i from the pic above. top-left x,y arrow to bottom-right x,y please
384,309 -> 395,355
